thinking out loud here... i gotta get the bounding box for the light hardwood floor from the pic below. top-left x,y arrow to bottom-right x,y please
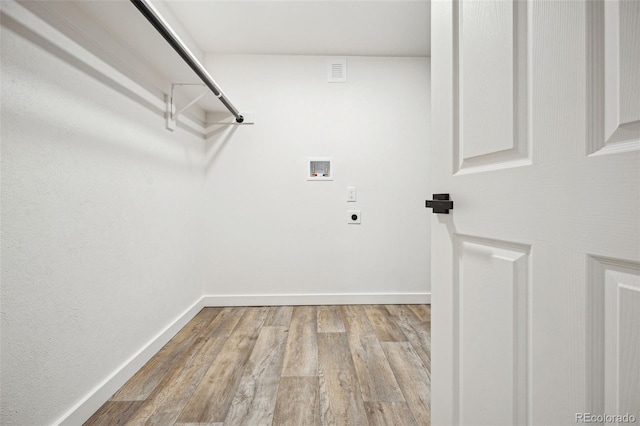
85,305 -> 431,426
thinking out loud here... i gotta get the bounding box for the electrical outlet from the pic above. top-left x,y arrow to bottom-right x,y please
348,210 -> 361,224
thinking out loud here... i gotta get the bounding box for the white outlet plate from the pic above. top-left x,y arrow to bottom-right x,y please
346,186 -> 356,202
348,210 -> 361,224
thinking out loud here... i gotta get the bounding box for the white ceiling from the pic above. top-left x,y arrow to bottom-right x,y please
162,0 -> 430,57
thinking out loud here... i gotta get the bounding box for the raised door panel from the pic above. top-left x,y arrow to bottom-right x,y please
588,257 -> 640,421
588,0 -> 640,155
617,285 -> 640,417
615,2 -> 640,130
456,236 -> 530,426
456,0 -> 530,174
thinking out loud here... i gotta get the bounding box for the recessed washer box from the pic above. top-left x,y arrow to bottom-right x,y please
307,157 -> 333,181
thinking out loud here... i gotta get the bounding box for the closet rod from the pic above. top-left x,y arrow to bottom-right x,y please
130,0 -> 244,123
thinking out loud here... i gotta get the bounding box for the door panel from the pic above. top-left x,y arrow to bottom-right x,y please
588,0 -> 640,155
604,1 -> 640,147
457,0 -> 530,173
456,236 -> 529,426
460,0 -> 514,159
431,1 -> 640,425
588,257 -> 640,420
616,283 -> 640,417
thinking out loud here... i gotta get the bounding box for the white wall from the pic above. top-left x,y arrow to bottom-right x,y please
0,3 -> 205,425
1,3 -> 431,424
203,55 -> 431,303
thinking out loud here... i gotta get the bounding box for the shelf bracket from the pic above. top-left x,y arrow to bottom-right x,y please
166,83 -> 207,131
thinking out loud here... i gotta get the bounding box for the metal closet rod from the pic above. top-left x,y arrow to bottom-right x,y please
130,0 -> 244,123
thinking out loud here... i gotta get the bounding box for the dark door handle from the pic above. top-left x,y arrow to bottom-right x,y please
426,194 -> 453,214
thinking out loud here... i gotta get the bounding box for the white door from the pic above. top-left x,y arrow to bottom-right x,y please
430,1 -> 640,425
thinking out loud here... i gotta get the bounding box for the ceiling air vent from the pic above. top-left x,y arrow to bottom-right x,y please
328,58 -> 347,83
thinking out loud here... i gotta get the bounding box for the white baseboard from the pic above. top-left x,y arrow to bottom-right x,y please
56,292 -> 430,425
202,292 -> 431,306
55,298 -> 205,426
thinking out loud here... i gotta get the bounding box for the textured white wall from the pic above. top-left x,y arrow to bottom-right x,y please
203,55 -> 431,300
1,3 -> 431,424
0,5 -> 205,425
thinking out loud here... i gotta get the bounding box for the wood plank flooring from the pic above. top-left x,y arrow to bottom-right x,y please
85,305 -> 430,426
